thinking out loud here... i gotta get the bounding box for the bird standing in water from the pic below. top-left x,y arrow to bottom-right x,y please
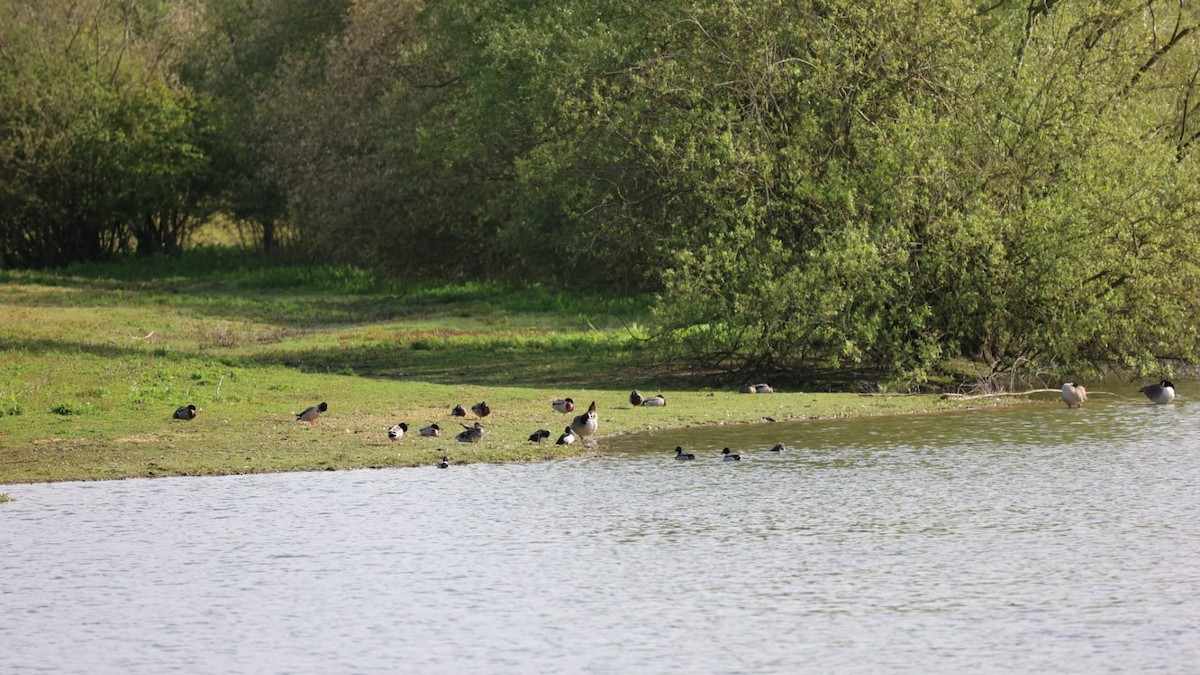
1140,380 -> 1176,404
1060,383 -> 1087,408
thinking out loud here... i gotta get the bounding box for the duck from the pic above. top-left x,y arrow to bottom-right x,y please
1140,379 -> 1176,405
420,423 -> 441,437
551,398 -> 574,413
674,446 -> 696,460
388,422 -> 409,441
738,384 -> 756,394
556,426 -> 576,445
753,383 -> 774,394
570,401 -> 599,439
640,394 -> 667,407
770,443 -> 785,452
471,401 -> 491,417
455,422 -> 484,443
529,428 -> 552,442
629,390 -> 645,406
451,404 -> 467,417
722,447 -> 741,461
297,401 -> 328,422
1060,383 -> 1087,408
437,456 -> 450,469
172,404 -> 197,420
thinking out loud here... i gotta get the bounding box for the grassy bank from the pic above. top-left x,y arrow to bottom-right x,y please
1,250 -> 997,484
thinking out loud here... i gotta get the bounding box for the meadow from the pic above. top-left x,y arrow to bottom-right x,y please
0,249 -> 990,484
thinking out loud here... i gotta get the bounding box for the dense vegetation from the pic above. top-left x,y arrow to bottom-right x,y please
3,0 -> 1199,385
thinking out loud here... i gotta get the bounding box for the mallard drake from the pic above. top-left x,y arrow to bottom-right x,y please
551,398 -> 574,413
570,401 -> 598,438
471,401 -> 491,417
674,446 -> 696,460
388,422 -> 409,441
451,404 -> 467,417
529,428 -> 552,442
455,422 -> 484,443
437,456 -> 450,469
721,447 -> 741,461
297,401 -> 328,422
556,426 -> 576,445
172,404 -> 197,420
629,390 -> 645,406
640,395 -> 667,407
1140,380 -> 1176,404
1060,383 -> 1087,408
753,384 -> 774,394
420,423 -> 441,437
770,443 -> 785,452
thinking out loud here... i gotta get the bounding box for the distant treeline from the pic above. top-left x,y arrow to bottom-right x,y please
2,0 -> 1199,381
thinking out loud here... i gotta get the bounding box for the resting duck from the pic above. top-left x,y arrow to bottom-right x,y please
451,404 -> 467,417
1060,383 -> 1087,408
455,422 -> 485,443
1140,380 -> 1176,404
722,448 -> 741,461
556,426 -> 576,445
529,429 -> 552,442
570,401 -> 599,438
297,401 -> 328,422
471,401 -> 491,417
388,423 -> 408,441
739,384 -> 756,394
629,390 -> 645,406
640,395 -> 667,407
551,398 -> 574,413
437,456 -> 450,469
754,384 -> 774,394
674,446 -> 696,460
173,404 -> 197,420
420,423 -> 441,437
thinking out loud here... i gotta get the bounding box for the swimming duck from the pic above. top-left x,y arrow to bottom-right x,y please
1060,383 -> 1087,408
551,398 -> 574,413
769,443 -> 785,452
674,446 -> 696,460
640,395 -> 667,407
753,384 -> 774,394
722,448 -> 741,461
437,456 -> 450,469
388,423 -> 409,441
297,401 -> 328,422
451,404 -> 467,417
420,423 -> 441,437
172,404 -> 197,420
529,428 -> 552,442
455,422 -> 484,443
471,401 -> 491,417
629,390 -> 645,406
1140,379 -> 1176,404
556,426 -> 576,445
570,401 -> 599,438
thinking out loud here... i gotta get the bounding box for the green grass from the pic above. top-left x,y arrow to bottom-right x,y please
0,249 -> 1004,484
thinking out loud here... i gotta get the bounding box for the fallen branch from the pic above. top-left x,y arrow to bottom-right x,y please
130,331 -> 155,340
943,388 -> 1125,401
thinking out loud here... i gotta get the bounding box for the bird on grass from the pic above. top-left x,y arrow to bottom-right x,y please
674,446 -> 696,460
420,423 -> 441,437
456,422 -> 484,443
1140,380 -> 1176,405
570,401 -> 599,440
630,390 -> 645,406
556,426 -> 576,445
722,448 -> 741,461
297,402 -> 328,422
388,423 -> 408,441
641,395 -> 667,407
739,384 -> 756,394
471,401 -> 491,417
754,384 -> 774,394
451,404 -> 467,417
172,404 -> 197,420
551,398 -> 574,413
529,429 -> 551,442
437,456 -> 450,469
1060,383 -> 1087,409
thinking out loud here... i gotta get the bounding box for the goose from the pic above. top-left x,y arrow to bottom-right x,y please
172,404 -> 197,420
556,426 -> 576,445
455,422 -> 484,443
629,390 -> 645,406
471,401 -> 491,417
529,428 -> 552,442
451,404 -> 467,417
722,447 -> 741,461
674,446 -> 696,460
1060,383 -> 1087,408
641,394 -> 667,407
297,401 -> 328,422
388,423 -> 409,441
437,456 -> 450,469
570,401 -> 599,439
551,398 -> 574,413
420,423 -> 441,437
1140,380 -> 1176,405
769,443 -> 785,452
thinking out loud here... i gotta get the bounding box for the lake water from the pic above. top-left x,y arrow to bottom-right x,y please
3,394 -> 1198,673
